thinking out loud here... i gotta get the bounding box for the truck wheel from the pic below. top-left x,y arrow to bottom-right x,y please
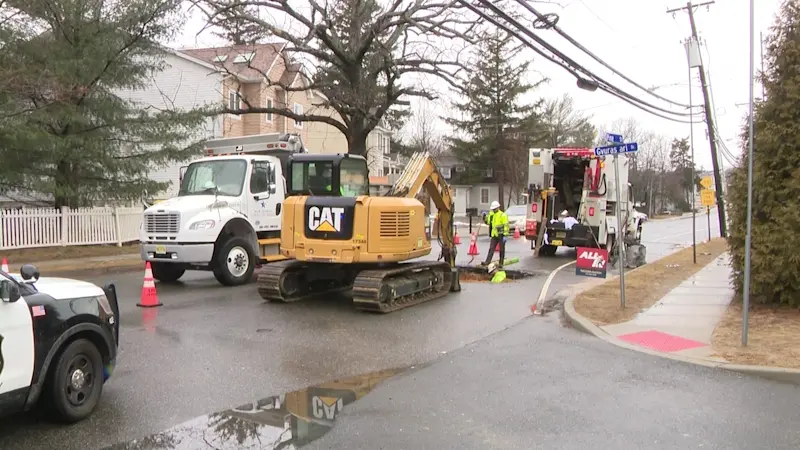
539,244 -> 557,256
46,339 -> 104,424
213,236 -> 256,286
151,262 -> 185,283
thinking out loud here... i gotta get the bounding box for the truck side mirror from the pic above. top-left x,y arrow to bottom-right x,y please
179,166 -> 188,184
268,183 -> 277,194
0,279 -> 21,303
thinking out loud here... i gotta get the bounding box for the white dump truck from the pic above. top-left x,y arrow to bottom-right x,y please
523,147 -> 645,267
139,133 -> 303,285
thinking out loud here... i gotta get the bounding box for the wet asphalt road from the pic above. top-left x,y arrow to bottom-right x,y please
0,214 -> 722,449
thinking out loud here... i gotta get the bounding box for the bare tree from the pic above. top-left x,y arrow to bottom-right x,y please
540,94 -> 596,147
407,99 -> 445,157
197,0 -> 477,156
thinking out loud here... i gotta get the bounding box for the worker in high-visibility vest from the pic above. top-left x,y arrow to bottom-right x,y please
481,201 -> 510,267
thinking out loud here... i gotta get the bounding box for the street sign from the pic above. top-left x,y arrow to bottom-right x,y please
594,143 -> 639,156
700,176 -> 713,190
701,189 -> 716,207
605,133 -> 624,143
575,247 -> 608,278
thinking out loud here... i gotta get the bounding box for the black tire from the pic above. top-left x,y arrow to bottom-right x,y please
46,339 -> 104,424
539,244 -> 558,256
213,236 -> 256,286
150,262 -> 185,282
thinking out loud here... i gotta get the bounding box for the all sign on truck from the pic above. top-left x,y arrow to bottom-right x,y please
139,133 -> 303,286
523,147 -> 646,267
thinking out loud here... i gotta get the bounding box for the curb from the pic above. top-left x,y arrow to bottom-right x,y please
562,293 -> 800,386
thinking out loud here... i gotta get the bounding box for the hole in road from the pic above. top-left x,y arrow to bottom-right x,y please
457,266 -> 535,283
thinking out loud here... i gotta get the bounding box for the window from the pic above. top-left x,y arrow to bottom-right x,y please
249,161 -> 273,194
265,98 -> 273,122
485,168 -> 493,178
480,188 -> 489,204
179,159 -> 247,197
233,52 -> 255,63
290,161 -> 332,195
340,159 -> 370,197
213,55 -> 228,62
383,136 -> 391,154
293,103 -> 303,128
440,167 -> 452,179
456,165 -> 466,172
228,91 -> 241,120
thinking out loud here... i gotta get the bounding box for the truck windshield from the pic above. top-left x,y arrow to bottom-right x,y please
179,159 -> 247,197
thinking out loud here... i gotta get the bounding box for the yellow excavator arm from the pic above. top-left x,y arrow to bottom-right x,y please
387,151 -> 456,267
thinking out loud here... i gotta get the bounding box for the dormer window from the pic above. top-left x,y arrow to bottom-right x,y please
233,52 -> 255,63
213,55 -> 227,62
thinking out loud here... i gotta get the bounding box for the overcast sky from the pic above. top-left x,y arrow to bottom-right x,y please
172,0 -> 780,171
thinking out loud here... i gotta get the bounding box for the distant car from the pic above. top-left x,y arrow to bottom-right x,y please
504,204 -> 528,231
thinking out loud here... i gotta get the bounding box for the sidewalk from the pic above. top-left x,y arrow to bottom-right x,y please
601,253 -> 732,361
565,253 -> 800,385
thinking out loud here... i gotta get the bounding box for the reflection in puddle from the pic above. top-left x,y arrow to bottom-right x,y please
105,369 -> 402,449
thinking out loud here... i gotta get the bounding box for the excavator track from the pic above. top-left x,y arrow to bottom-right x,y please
256,260 -> 353,303
351,261 -> 453,313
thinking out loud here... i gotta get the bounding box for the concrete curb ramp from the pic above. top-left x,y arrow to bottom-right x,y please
561,285 -> 800,386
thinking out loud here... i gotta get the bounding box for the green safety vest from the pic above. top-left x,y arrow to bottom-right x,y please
325,184 -> 345,195
485,210 -> 509,238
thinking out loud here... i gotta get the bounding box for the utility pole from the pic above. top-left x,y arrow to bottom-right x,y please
667,0 -> 728,237
760,31 -> 766,99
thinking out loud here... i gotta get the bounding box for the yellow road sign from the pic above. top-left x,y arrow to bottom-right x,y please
700,176 -> 713,190
700,189 -> 716,207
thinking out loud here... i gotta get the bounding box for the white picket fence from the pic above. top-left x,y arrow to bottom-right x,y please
0,206 -> 143,250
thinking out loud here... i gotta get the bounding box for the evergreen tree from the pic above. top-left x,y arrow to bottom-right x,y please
446,30 -> 545,207
0,0 -> 209,208
669,137 -> 695,208
727,0 -> 800,306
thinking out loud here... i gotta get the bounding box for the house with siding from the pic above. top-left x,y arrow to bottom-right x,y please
179,43 -> 393,177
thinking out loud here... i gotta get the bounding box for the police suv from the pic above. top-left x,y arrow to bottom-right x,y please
0,264 -> 119,423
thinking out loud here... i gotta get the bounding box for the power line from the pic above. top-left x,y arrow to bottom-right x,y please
514,0 -> 692,109
463,0 -> 703,122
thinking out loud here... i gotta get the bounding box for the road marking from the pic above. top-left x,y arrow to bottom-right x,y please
532,260 -> 576,315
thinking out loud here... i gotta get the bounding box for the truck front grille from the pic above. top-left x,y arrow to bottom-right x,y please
144,212 -> 180,234
379,211 -> 411,238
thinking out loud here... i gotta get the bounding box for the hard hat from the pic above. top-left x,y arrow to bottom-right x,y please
559,210 -> 569,217
490,201 -> 501,210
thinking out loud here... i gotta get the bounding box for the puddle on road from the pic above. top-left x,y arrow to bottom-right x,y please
104,368 -> 403,450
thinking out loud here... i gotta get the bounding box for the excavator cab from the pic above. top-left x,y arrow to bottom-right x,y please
257,151 -> 460,313
287,153 -> 371,198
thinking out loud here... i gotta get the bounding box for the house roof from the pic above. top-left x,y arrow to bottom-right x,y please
181,43 -> 285,80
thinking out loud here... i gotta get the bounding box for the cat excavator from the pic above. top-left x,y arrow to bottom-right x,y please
256,151 -> 461,313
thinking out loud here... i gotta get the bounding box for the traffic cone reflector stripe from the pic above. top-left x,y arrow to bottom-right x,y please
1,258 -> 8,273
467,232 -> 479,256
138,262 -> 163,308
454,232 -> 461,245
514,224 -> 521,240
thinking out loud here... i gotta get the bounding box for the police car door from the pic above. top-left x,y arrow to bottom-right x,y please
0,273 -> 35,397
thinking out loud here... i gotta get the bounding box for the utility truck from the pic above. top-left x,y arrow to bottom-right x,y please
523,147 -> 646,267
139,133 -> 301,286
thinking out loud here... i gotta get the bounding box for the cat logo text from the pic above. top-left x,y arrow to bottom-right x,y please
308,206 -> 344,233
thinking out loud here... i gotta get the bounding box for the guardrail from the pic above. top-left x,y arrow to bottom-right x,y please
0,206 -> 143,250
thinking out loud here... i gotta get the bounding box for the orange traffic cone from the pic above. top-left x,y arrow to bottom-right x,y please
454,232 -> 461,245
137,262 -> 162,308
514,224 -> 521,240
467,232 -> 479,256
1,258 -> 8,273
